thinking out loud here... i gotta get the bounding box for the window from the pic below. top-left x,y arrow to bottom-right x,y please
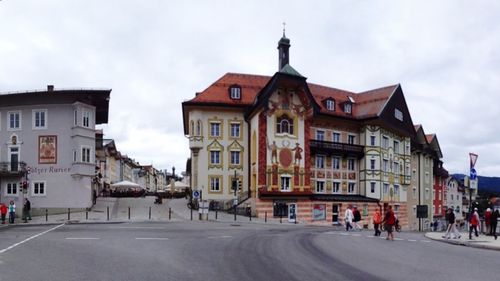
315,181 -> 325,193
370,182 -> 376,193
276,115 -> 294,134
326,100 -> 335,111
413,206 -> 417,215
394,185 -> 400,196
81,147 -> 91,163
332,157 -> 340,170
316,130 -> 325,141
370,135 -> 376,146
347,159 -> 355,171
32,181 -> 46,196
394,108 -> 403,121
383,183 -> 389,195
382,136 -> 389,149
332,132 -> 340,143
230,151 -> 240,165
82,110 -> 91,128
370,159 -> 376,170
280,176 -> 291,191
383,159 -> 389,172
348,135 -> 355,144
344,103 -> 352,114
393,141 -> 400,154
316,155 -> 325,169
394,162 -> 400,175
412,187 -> 417,198
348,182 -> 355,194
210,122 -> 221,137
230,86 -> 241,99
8,111 -> 21,130
405,144 -> 410,155
210,151 -> 220,165
332,182 -> 340,193
74,110 -> 78,126
6,182 -> 18,196
451,194 -> 454,200
425,188 -> 430,200
33,109 -> 47,129
230,123 -> 240,138
196,120 -> 202,136
210,177 -> 221,192
73,150 -> 77,162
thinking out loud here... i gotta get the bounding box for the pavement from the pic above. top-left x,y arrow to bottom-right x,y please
425,230 -> 500,251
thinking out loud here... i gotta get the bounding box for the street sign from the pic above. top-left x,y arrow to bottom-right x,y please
470,168 -> 477,180
416,205 -> 428,218
192,190 -> 200,199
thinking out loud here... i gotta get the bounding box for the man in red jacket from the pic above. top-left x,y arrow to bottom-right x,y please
0,203 -> 7,224
384,205 -> 396,241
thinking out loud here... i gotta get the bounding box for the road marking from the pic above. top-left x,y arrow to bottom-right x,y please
207,235 -> 232,239
108,226 -> 167,230
394,238 -> 404,241
339,233 -> 350,236
0,224 -> 65,254
420,240 -> 431,243
135,238 -> 169,240
407,239 -> 417,242
367,235 -> 376,238
65,237 -> 100,240
351,234 -> 362,237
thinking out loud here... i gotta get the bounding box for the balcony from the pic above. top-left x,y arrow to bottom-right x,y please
310,140 -> 364,159
0,162 -> 27,177
189,136 -> 204,150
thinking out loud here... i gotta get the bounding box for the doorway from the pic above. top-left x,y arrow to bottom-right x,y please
288,203 -> 297,223
9,146 -> 19,172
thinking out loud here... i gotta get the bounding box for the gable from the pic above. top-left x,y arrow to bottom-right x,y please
378,85 -> 416,138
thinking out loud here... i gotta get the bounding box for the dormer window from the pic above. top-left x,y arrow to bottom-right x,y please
344,103 -> 352,114
229,85 -> 241,100
326,99 -> 335,111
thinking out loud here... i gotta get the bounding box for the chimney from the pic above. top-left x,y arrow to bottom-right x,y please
47,85 -> 54,91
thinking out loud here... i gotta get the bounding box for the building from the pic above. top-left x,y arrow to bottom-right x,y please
0,85 -> 110,214
183,34 -> 426,226
446,176 -> 464,221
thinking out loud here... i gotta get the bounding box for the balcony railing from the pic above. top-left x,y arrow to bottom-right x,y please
0,162 -> 27,176
310,140 -> 365,159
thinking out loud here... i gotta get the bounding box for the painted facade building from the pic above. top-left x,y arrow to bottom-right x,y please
183,35 -> 423,226
0,86 -> 110,214
446,176 -> 464,221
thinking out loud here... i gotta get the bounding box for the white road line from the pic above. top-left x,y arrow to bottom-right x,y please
135,238 -> 169,240
339,233 -> 350,236
65,238 -> 100,240
207,235 -> 232,239
108,226 -> 167,230
393,238 -> 404,241
407,239 -> 417,242
420,240 -> 431,243
367,235 -> 375,238
0,224 -> 65,254
351,234 -> 362,237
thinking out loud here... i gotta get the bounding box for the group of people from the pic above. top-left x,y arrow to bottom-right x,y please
344,205 -> 398,241
0,199 -> 31,224
483,207 -> 499,240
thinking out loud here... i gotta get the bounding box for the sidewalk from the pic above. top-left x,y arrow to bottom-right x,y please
425,231 -> 500,251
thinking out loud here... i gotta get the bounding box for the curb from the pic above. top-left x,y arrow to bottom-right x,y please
424,233 -> 500,251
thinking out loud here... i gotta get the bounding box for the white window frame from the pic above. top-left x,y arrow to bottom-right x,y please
394,162 -> 400,175
326,100 -> 335,111
347,158 -> 355,171
230,151 -> 240,165
370,135 -> 376,146
370,182 -> 376,193
73,150 -> 77,162
230,87 -> 241,99
332,132 -> 341,143
332,157 -> 340,170
316,155 -> 325,169
370,159 -> 376,170
7,111 -> 21,131
394,184 -> 400,196
32,109 -> 48,129
315,180 -> 325,193
81,146 -> 92,163
210,150 -> 221,165
230,123 -> 240,138
394,141 -> 400,154
280,175 -> 291,192
5,182 -> 19,196
82,110 -> 91,128
332,181 -> 341,194
348,182 -> 356,194
74,110 -> 78,126
383,159 -> 389,172
344,103 -> 352,114
32,180 -> 47,196
348,135 -> 355,145
382,136 -> 389,149
316,130 -> 325,141
210,122 -> 221,137
383,183 -> 389,195
210,177 -> 221,192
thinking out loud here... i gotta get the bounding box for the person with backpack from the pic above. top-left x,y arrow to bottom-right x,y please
469,207 -> 480,239
373,209 -> 382,236
353,206 -> 362,231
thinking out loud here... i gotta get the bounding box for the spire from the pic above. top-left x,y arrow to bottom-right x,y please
277,23 -> 290,71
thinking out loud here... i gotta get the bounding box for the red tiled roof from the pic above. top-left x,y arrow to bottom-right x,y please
185,73 -> 397,119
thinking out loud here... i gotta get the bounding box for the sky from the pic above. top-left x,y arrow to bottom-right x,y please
1,0 -> 499,177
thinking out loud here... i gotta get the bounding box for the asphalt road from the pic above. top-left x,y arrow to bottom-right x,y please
0,222 -> 498,281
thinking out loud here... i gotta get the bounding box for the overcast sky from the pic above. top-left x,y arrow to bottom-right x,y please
1,0 -> 499,177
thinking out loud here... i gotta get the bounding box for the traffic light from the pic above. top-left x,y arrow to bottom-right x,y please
238,180 -> 242,191
231,180 -> 237,191
22,181 -> 28,190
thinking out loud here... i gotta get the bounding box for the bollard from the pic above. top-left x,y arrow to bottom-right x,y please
216,210 -> 218,220
128,207 -> 131,220
169,208 -> 171,220
68,208 -> 70,220
149,206 -> 151,220
86,210 -> 88,220
190,208 -> 193,221
265,211 -> 267,223
45,209 -> 48,222
107,206 -> 109,221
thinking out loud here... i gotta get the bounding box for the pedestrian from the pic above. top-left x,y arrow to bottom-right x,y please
484,208 -> 492,235
383,205 -> 396,241
344,205 -> 353,231
490,209 -> 498,240
8,200 -> 16,224
353,206 -> 362,231
469,207 -> 480,239
0,203 -> 7,224
443,208 -> 461,239
92,189 -> 97,205
23,198 -> 32,223
373,208 -> 382,236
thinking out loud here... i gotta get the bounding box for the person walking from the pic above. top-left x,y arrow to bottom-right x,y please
469,207 -> 480,240
353,206 -> 362,231
490,209 -> 498,240
0,203 -> 7,224
443,208 -> 460,239
484,208 -> 492,235
23,198 -> 32,223
383,205 -> 396,241
8,200 -> 16,224
373,209 -> 382,236
344,205 -> 353,231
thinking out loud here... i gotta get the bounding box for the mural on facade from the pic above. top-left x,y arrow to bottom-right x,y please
39,135 -> 57,164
